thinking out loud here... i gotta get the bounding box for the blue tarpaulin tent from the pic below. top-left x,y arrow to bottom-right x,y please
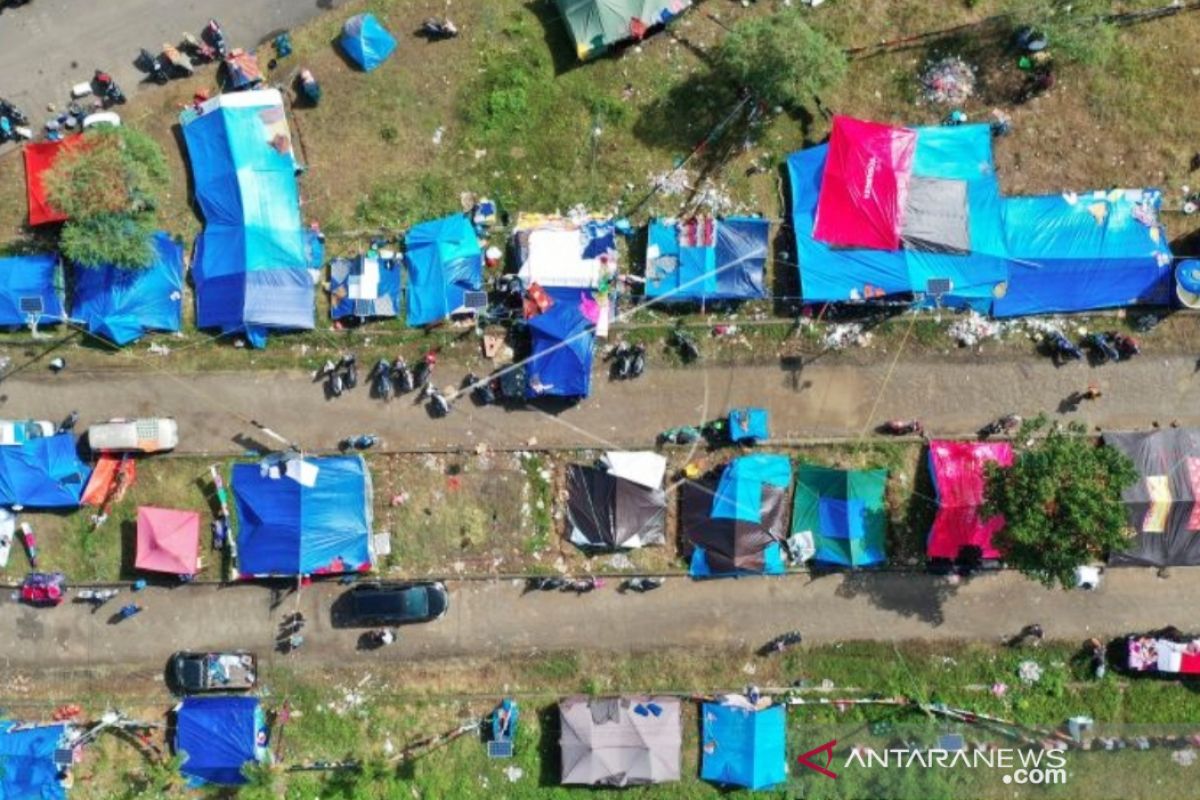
340,14 -> 397,72
70,231 -> 183,345
181,90 -> 313,348
232,454 -> 373,576
525,293 -> 595,399
711,455 -> 792,524
646,217 -> 769,302
993,190 -> 1173,316
176,697 -> 265,787
329,253 -> 401,320
0,253 -> 62,329
0,721 -> 67,800
0,434 -> 89,509
701,702 -> 786,790
728,407 -> 768,444
404,214 -> 483,326
685,455 -> 790,578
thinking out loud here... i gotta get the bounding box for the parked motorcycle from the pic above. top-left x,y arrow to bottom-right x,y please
413,352 -> 436,391
298,68 -> 321,107
759,630 -> 803,656
76,587 -> 119,609
466,373 -> 496,406
619,577 -> 664,593
420,17 -> 459,40
340,434 -> 378,451
1083,332 -> 1121,364
671,327 -> 700,363
135,48 -> 170,85
318,359 -> 344,397
203,19 -> 230,59
562,576 -> 604,594
161,43 -> 195,78
427,387 -> 451,418
339,353 -> 358,391
57,410 -> 79,434
609,342 -> 646,380
1046,331 -> 1083,364
1107,331 -> 1140,359
879,419 -> 925,437
91,71 -> 126,108
658,425 -> 702,445
392,357 -> 415,394
371,358 -> 393,401
524,576 -> 567,593
979,414 -> 1022,439
181,32 -> 218,64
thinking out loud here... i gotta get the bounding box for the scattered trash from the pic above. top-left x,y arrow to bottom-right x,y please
823,323 -> 872,349
947,311 -> 1004,346
1173,749 -> 1197,767
606,553 -> 634,570
919,56 -> 977,106
650,169 -> 692,197
48,357 -> 66,372
504,765 -> 524,782
742,661 -> 757,676
991,682 -> 1008,698
147,342 -> 171,356
1018,660 -> 1043,684
432,126 -> 444,146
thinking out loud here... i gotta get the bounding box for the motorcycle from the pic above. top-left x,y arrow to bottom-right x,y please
524,576 -> 567,593
392,357 -> 415,394
181,32 -> 217,64
619,577 -> 664,593
421,17 -> 460,40
979,414 -> 1022,439
76,587 -> 119,609
609,343 -> 646,380
371,359 -> 393,401
339,354 -> 358,391
91,72 -> 126,107
427,387 -> 452,418
318,360 -> 344,397
466,373 -> 497,406
759,630 -> 803,656
1046,331 -> 1082,364
203,19 -> 230,59
1083,332 -> 1121,364
1108,331 -> 1140,359
0,99 -> 30,143
879,419 -> 925,437
340,434 -> 378,451
658,425 -> 702,445
161,43 -> 195,78
671,327 -> 700,363
562,576 -> 604,594
135,48 -> 170,85
298,68 -> 321,107
413,352 -> 436,391
57,410 -> 79,434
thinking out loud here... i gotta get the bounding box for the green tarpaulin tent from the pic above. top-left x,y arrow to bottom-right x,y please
791,465 -> 887,568
555,0 -> 692,60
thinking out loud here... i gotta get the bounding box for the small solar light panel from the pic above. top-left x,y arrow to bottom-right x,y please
936,733 -> 965,751
487,740 -> 514,759
354,299 -> 374,317
53,748 -> 74,768
19,297 -> 43,315
925,278 -> 953,297
463,291 -> 488,310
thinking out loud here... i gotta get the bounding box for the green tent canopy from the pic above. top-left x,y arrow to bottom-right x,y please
555,0 -> 693,60
791,465 -> 888,568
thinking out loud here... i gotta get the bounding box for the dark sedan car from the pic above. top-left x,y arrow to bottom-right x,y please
169,651 -> 257,694
331,581 -> 449,627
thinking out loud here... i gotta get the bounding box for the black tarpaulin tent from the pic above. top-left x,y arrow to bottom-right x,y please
566,464 -> 666,550
1104,429 -> 1200,567
680,478 -> 788,576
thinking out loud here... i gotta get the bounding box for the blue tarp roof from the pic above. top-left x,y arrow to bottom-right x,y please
182,90 -> 313,348
728,407 -> 769,443
525,292 -> 595,399
404,214 -> 483,326
701,703 -> 786,790
646,217 -> 769,302
176,697 -> 262,787
0,721 -> 66,800
0,434 -> 88,509
0,253 -> 62,329
340,13 -> 397,72
787,121 -> 1174,315
993,190 -> 1173,316
233,454 -> 373,576
329,253 -> 401,320
70,231 -> 183,345
711,455 -> 792,524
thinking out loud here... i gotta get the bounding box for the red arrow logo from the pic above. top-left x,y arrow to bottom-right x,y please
797,739 -> 838,779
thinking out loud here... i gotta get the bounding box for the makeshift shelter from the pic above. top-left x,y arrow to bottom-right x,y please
565,463 -> 666,550
728,407 -> 768,444
792,464 -> 888,568
23,137 -> 81,226
645,216 -> 769,302
0,253 -> 63,329
0,434 -> 89,509
556,0 -> 692,60
136,506 -> 200,576
1103,429 -> 1200,567
514,214 -> 617,290
787,115 -> 1174,314
70,231 -> 183,345
176,697 -> 267,786
700,698 -> 787,790
329,252 -> 401,321
232,454 -> 373,577
403,214 -> 483,326
993,190 -> 1173,316
927,440 -> 1012,563
181,89 -> 313,348
601,451 -> 667,489
683,455 -> 791,577
559,695 -> 681,786
339,13 -> 396,72
0,721 -> 69,800
525,295 -> 596,399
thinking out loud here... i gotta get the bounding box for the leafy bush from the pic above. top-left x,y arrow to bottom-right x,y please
714,11 -> 847,110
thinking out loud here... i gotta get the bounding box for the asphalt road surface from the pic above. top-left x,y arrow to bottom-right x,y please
0,356 -> 1194,453
0,569 -> 1181,671
0,0 -> 343,121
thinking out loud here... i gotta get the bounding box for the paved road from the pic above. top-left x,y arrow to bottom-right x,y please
0,0 -> 342,122
0,355 -> 1194,453
0,569 -> 1180,671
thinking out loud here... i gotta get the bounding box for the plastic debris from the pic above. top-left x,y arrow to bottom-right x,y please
1018,660 -> 1042,685
432,126 -> 444,145
919,56 -> 977,106
504,765 -> 524,782
947,311 -> 1004,346
823,323 -> 872,349
1173,749 -> 1197,767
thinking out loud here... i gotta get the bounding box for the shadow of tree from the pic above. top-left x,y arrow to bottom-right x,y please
830,570 -> 965,627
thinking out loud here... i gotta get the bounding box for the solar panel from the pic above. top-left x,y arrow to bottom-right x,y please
19,297 -> 43,315
463,291 -> 488,310
54,748 -> 74,767
925,278 -> 953,296
487,741 -> 513,759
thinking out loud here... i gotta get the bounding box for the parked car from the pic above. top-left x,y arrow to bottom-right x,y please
87,417 -> 178,453
169,651 -> 257,694
331,581 -> 449,628
0,420 -> 53,446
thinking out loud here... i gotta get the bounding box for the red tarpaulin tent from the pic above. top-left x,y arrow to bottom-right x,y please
23,137 -> 82,226
136,506 -> 200,575
812,116 -> 916,251
927,440 -> 1013,561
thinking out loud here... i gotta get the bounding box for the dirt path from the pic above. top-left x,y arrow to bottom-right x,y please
0,568 -> 1181,672
0,355 -> 1194,453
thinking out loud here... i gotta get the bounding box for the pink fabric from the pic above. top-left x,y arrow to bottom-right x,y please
812,116 -> 916,251
1187,457 -> 1200,531
927,440 -> 1014,560
136,506 -> 200,575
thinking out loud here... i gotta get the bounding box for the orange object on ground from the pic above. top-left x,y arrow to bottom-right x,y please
81,455 -> 137,506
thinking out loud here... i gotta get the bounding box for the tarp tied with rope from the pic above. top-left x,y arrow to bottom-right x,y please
683,455 -> 791,577
565,457 -> 666,550
70,231 -> 184,345
555,0 -> 693,60
646,216 -> 769,302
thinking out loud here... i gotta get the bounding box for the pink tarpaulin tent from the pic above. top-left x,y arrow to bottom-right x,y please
812,116 -> 916,251
136,506 -> 200,575
927,440 -> 1013,561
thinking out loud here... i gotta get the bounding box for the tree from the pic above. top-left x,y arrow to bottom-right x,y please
43,125 -> 168,269
714,11 -> 847,111
1002,0 -> 1122,67
982,415 -> 1137,589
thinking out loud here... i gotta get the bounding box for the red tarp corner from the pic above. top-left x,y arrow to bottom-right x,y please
812,116 -> 916,251
927,440 -> 1013,561
23,137 -> 82,227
